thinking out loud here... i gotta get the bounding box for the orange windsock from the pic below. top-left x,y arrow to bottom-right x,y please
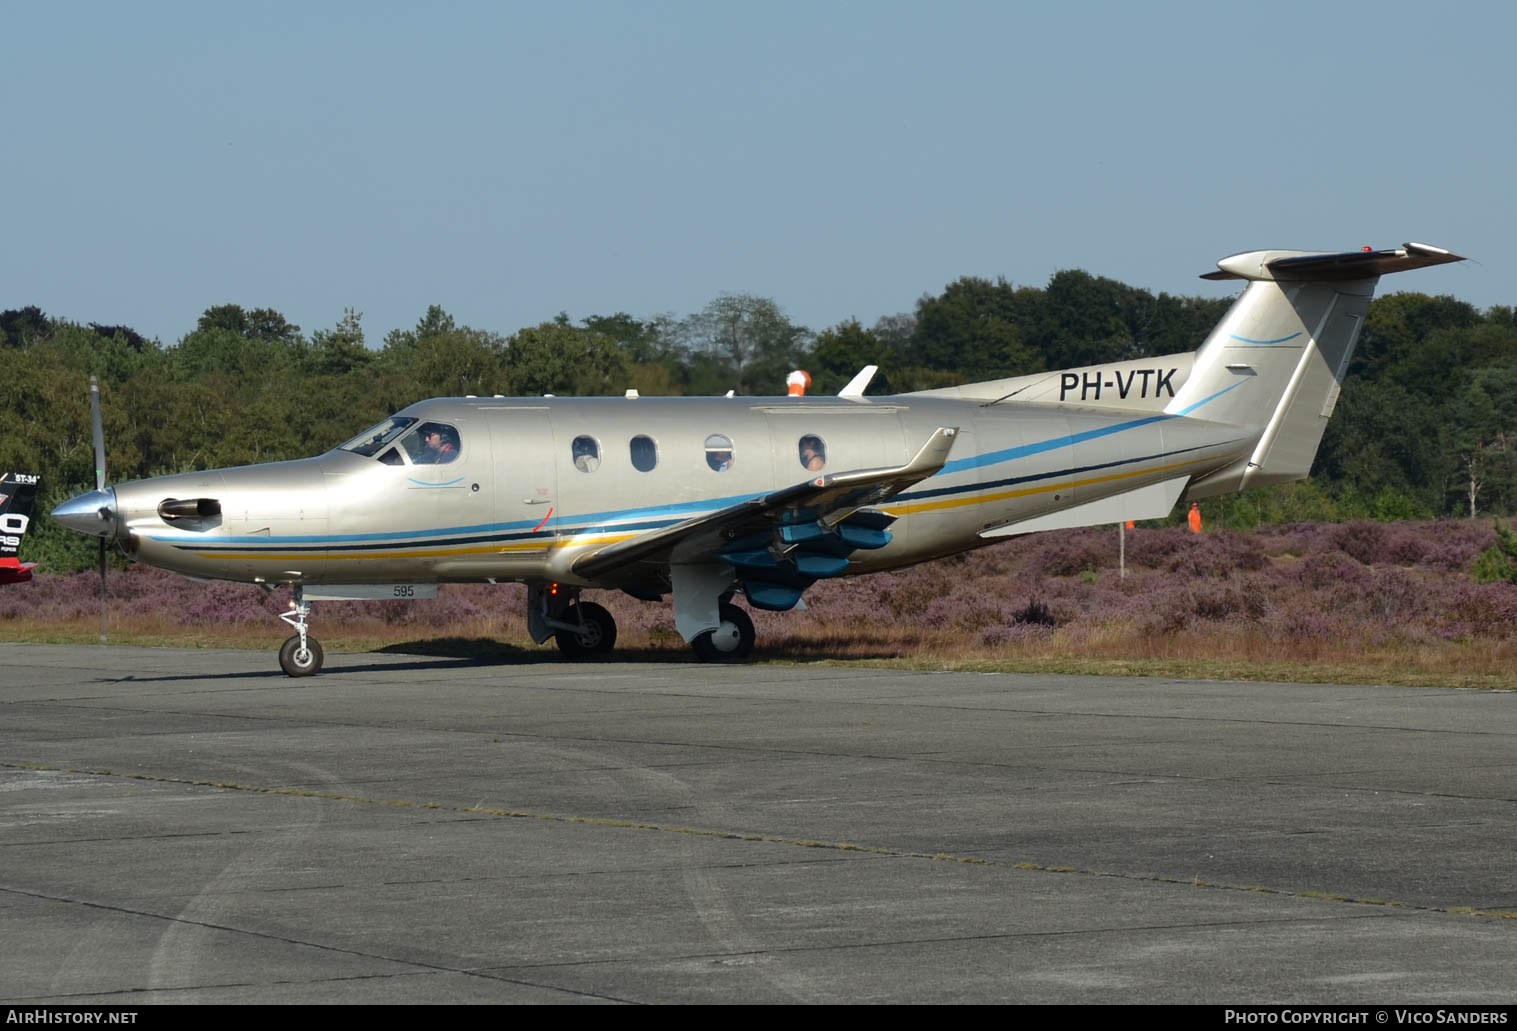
786,369 -> 811,396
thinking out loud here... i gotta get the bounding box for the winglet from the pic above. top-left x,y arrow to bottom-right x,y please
838,365 -> 878,398
813,426 -> 958,523
902,425 -> 957,477
816,425 -> 956,489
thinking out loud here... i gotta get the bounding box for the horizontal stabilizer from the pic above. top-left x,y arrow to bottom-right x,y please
1201,243 -> 1464,282
979,475 -> 1188,538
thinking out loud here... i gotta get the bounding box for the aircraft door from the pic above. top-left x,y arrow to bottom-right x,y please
483,407 -> 558,555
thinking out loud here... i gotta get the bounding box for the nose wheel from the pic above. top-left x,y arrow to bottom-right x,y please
277,586 -> 324,677
279,633 -> 324,677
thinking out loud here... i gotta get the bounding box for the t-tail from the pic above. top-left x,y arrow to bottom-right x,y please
1170,243 -> 1463,498
0,472 -> 42,585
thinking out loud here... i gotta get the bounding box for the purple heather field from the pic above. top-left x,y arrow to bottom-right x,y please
3,520 -> 1512,664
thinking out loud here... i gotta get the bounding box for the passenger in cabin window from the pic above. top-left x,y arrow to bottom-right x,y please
799,435 -> 826,472
572,436 -> 600,473
705,433 -> 735,472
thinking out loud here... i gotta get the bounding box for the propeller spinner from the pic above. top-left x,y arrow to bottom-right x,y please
51,487 -> 119,538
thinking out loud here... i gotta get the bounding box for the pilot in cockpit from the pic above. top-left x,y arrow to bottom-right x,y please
416,425 -> 459,464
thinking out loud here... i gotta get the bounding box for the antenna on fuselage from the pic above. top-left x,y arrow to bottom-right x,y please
838,365 -> 877,398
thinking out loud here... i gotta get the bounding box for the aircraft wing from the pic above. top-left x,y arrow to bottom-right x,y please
571,427 -> 958,606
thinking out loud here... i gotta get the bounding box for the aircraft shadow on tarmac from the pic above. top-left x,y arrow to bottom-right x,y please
89,637 -> 904,683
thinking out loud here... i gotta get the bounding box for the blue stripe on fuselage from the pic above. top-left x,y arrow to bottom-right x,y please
939,380 -> 1243,476
156,387 -> 1248,552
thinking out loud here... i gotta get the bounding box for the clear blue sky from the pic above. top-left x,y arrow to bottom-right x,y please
4,1 -> 1509,347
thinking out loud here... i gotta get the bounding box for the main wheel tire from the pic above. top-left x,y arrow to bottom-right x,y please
691,602 -> 755,662
555,601 -> 617,658
279,634 -> 324,677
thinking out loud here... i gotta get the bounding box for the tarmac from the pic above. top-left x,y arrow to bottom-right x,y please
1,641 -> 1514,1004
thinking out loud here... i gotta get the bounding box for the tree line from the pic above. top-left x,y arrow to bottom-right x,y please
4,267 -> 1516,572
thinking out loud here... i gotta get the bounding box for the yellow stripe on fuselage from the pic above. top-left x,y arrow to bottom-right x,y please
887,457 -> 1211,516
195,458 -> 1209,563
195,532 -> 642,563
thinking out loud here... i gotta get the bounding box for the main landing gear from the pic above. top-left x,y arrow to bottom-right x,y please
554,601 -> 617,658
528,582 -> 618,659
691,601 -> 755,662
527,581 -> 754,661
278,585 -> 324,677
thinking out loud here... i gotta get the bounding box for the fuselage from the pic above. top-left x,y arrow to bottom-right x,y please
105,392 -> 1250,590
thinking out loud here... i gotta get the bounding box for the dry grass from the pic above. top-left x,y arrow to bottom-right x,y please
4,606 -> 1513,689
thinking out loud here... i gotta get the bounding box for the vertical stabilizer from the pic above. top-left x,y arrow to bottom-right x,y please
0,472 -> 41,584
1172,244 -> 1461,497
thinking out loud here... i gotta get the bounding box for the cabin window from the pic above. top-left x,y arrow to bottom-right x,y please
571,435 -> 601,473
338,416 -> 416,458
377,447 -> 404,467
401,422 -> 461,465
798,434 -> 826,472
705,434 -> 734,472
630,434 -> 658,472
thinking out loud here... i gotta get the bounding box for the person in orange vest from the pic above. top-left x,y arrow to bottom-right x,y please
1187,502 -> 1202,533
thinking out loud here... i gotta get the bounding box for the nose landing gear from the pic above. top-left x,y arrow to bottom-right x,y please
277,586 -> 324,677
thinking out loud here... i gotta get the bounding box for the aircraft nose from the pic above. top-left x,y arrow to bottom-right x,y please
52,488 -> 118,538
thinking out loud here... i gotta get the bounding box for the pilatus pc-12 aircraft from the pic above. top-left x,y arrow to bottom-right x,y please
54,242 -> 1462,676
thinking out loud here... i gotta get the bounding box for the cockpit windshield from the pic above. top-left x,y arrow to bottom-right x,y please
337,416 -> 417,458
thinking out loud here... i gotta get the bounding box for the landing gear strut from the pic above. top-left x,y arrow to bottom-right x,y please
278,585 -> 324,677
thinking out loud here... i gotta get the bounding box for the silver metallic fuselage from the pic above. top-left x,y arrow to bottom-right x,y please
105,391 -> 1246,590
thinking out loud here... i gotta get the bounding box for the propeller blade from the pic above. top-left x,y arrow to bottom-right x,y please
98,538 -> 108,646
89,375 -> 106,492
90,375 -> 108,645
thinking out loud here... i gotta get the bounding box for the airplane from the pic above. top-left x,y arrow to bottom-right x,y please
1,472 -> 41,585
52,242 -> 1463,676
